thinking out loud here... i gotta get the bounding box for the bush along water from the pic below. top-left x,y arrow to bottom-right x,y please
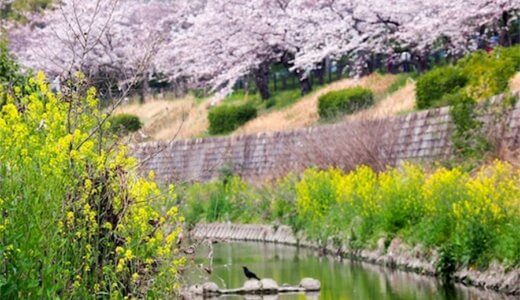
0,72 -> 185,298
179,162 -> 520,278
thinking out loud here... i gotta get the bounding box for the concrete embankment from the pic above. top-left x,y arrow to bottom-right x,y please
190,223 -> 520,295
134,94 -> 520,183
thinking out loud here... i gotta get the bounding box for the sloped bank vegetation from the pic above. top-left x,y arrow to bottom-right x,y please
179,161 -> 520,288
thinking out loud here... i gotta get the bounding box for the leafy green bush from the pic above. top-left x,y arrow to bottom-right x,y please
109,113 -> 142,134
178,176 -> 263,227
458,45 -> 520,100
416,66 -> 467,109
0,42 -> 30,106
416,45 -> 520,109
208,103 -> 257,134
318,86 -> 374,119
378,164 -> 425,234
448,93 -> 489,159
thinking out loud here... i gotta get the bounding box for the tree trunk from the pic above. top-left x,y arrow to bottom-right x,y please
253,62 -> 270,100
313,60 -> 325,86
299,76 -> 312,95
294,67 -> 312,95
417,51 -> 430,73
499,12 -> 511,47
139,73 -> 149,104
280,51 -> 312,95
336,61 -> 343,79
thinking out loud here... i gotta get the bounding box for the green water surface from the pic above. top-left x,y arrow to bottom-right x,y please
188,241 -> 512,300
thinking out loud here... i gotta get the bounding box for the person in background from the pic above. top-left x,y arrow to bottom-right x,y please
400,51 -> 412,73
487,32 -> 500,53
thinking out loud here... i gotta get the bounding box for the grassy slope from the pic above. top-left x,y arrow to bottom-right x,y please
235,73 -> 408,135
115,95 -> 209,140
116,72 -> 519,141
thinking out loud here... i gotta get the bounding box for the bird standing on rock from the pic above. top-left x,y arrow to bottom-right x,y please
242,266 -> 261,280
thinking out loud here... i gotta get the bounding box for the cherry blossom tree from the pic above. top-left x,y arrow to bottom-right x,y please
8,0 -> 206,101
170,0 -> 519,101
161,0 -> 293,100
7,0 -> 519,103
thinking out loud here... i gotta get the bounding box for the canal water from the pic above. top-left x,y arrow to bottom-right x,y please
189,241 -> 512,300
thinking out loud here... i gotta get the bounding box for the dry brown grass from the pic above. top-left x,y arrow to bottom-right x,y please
277,118 -> 399,177
117,73 -> 416,141
234,73 -> 403,135
510,72 -> 520,92
115,96 -> 210,140
346,80 -> 416,121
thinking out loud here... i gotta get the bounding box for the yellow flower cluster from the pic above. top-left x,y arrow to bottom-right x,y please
295,161 -> 520,263
0,72 -> 184,297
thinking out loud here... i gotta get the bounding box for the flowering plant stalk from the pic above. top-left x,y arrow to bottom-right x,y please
0,63 -> 184,297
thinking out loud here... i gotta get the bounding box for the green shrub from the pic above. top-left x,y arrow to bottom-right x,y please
416,66 -> 467,109
265,98 -> 276,109
208,103 -> 257,134
448,93 -> 489,159
378,164 -> 425,234
458,46 -> 520,100
416,45 -> 520,109
0,42 -> 30,106
178,176 -> 262,225
109,113 -> 142,134
318,86 -> 374,119
436,244 -> 458,281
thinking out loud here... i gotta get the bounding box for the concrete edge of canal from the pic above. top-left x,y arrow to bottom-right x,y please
189,222 -> 520,296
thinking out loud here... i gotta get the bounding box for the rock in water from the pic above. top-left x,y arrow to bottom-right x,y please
243,279 -> 262,292
188,284 -> 203,295
260,278 -> 279,292
202,282 -> 219,295
299,278 -> 321,291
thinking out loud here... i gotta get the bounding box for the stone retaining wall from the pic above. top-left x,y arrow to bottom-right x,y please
190,223 -> 520,296
133,94 -> 520,183
191,223 -> 297,245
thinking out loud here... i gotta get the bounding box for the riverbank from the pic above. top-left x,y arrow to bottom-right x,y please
190,223 -> 520,295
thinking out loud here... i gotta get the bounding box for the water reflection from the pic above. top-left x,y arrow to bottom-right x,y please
187,242 -> 514,300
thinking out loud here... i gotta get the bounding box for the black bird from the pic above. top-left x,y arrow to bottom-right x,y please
242,266 -> 261,280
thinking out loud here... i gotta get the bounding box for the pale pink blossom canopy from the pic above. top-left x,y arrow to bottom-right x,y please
8,0 -> 519,95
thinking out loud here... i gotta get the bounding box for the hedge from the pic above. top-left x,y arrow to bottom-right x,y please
208,103 -> 257,134
416,66 -> 467,109
109,113 -> 142,134
318,86 -> 374,119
